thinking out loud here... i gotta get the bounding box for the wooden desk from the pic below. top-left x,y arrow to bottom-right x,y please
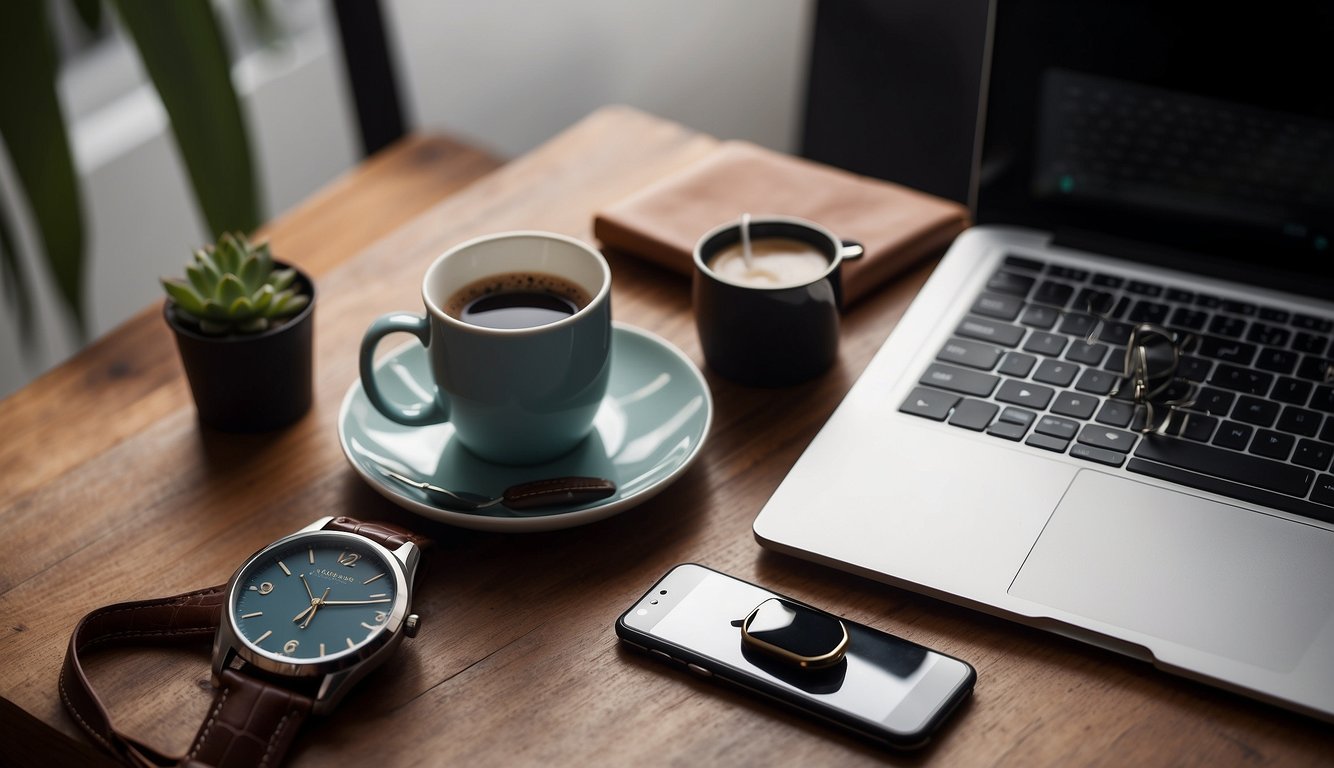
2,107 -> 1329,767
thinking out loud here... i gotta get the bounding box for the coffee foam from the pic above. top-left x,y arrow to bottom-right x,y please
444,271 -> 592,319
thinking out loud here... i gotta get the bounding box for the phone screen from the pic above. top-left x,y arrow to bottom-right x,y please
619,564 -> 974,742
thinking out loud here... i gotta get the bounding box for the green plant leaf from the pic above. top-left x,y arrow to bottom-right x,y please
215,233 -> 241,275
268,268 -> 295,292
0,1 -> 87,337
0,195 -> 34,348
200,299 -> 228,321
251,283 -> 274,313
162,278 -> 206,316
216,274 -> 247,306
237,252 -> 263,293
237,316 -> 268,333
69,0 -> 103,34
185,262 -> 214,297
111,1 -> 260,238
228,295 -> 255,317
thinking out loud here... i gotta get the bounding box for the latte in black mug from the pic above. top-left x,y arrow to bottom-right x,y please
693,215 -> 863,387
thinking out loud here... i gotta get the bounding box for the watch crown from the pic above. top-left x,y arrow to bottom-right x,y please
405,613 -> 421,638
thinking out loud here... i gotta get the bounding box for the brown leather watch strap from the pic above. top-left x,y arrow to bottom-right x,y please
324,515 -> 432,550
183,669 -> 313,768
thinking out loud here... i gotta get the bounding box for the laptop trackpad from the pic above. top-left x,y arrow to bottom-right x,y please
1009,470 -> 1334,671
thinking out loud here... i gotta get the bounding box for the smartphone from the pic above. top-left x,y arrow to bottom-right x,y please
615,563 -> 976,749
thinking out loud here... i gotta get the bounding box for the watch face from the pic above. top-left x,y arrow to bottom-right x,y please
231,532 -> 400,662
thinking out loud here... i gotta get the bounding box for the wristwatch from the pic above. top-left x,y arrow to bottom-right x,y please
199,516 -> 428,766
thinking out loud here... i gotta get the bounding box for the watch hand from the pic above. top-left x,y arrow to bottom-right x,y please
321,598 -> 393,606
299,587 -> 331,629
292,604 -> 315,623
300,574 -> 316,602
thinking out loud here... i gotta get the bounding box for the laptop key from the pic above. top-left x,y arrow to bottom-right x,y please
1065,340 -> 1108,366
1293,440 -> 1333,472
1051,391 -> 1098,420
1311,385 -> 1334,414
971,292 -> 1024,321
1019,304 -> 1060,329
1170,307 -> 1208,331
956,315 -> 1026,347
998,351 -> 1037,377
1035,414 -> 1080,439
948,398 -> 999,431
1165,287 -> 1195,303
1095,400 -> 1135,428
1077,424 -> 1138,453
1125,280 -> 1162,297
1032,280 -> 1075,307
1003,254 -> 1045,272
898,386 -> 960,421
1128,300 -> 1170,324
1292,332 -> 1328,355
1178,355 -> 1212,382
1221,299 -> 1257,317
1250,430 -> 1294,461
937,337 -> 1004,370
1313,475 -> 1334,508
1246,322 -> 1291,347
1091,273 -> 1124,289
986,420 -> 1028,441
1047,265 -> 1088,281
1126,459 -> 1333,524
1057,313 -> 1098,337
1197,336 -> 1257,366
1075,368 -> 1116,395
1292,313 -> 1334,333
919,364 -> 1000,397
1210,364 -> 1272,396
1277,406 -> 1322,437
1022,331 -> 1068,357
1161,411 -> 1217,442
1070,444 -> 1126,467
1254,348 -> 1298,375
986,271 -> 1035,297
1133,437 -> 1314,497
1194,387 -> 1235,415
1296,356 -> 1334,383
1033,359 -> 1079,387
1212,420 -> 1253,450
1208,315 -> 1247,338
1093,321 -> 1135,346
1231,396 -> 1279,427
1026,433 -> 1070,453
1258,306 -> 1290,323
996,379 -> 1054,410
1272,376 -> 1313,405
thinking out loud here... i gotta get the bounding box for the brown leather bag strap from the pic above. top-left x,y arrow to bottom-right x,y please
60,585 -> 229,767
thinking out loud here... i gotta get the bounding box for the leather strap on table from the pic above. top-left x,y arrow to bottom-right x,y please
60,517 -> 428,767
59,585 -> 229,767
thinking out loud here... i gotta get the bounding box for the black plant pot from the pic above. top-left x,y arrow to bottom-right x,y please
165,267 -> 315,432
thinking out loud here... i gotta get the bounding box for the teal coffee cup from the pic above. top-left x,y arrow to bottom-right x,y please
359,231 -> 613,465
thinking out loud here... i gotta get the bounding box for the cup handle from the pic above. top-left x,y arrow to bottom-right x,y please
832,239 -> 864,310
359,313 -> 449,426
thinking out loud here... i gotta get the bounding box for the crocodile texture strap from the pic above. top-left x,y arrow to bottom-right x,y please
324,516 -> 432,550
61,518 -> 427,767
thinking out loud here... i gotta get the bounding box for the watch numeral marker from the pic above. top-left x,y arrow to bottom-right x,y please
374,611 -> 387,623
337,551 -> 360,567
278,561 -> 291,576
319,643 -> 326,656
283,639 -> 300,654
345,637 -> 355,649
258,582 -> 274,595
255,630 -> 273,644
363,573 -> 385,585
361,621 -> 377,630
369,593 -> 388,598
241,611 -> 263,619
308,547 -> 315,564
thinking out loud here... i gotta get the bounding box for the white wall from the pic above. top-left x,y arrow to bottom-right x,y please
0,0 -> 813,400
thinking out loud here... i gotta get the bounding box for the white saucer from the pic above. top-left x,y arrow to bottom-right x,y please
338,322 -> 713,532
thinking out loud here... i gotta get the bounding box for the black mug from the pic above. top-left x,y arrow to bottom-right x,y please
692,215 -> 863,387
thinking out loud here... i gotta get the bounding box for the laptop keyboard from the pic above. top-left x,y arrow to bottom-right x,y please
899,255 -> 1334,524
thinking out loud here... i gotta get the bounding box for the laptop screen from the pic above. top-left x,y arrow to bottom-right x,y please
974,0 -> 1334,298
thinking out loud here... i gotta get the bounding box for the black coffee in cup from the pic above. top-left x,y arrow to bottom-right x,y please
445,272 -> 592,329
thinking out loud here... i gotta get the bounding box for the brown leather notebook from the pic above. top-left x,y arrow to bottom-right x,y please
593,141 -> 969,305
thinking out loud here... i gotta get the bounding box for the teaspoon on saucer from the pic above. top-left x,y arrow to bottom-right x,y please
375,466 -> 616,512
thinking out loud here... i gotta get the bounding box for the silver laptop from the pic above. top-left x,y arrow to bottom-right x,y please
754,0 -> 1334,721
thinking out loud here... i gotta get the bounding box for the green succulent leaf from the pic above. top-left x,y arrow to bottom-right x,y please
215,233 -> 242,275
237,316 -> 268,333
237,252 -> 264,293
268,267 -> 295,292
200,298 -> 229,321
281,293 -> 310,317
251,283 -> 274,313
215,273 -> 247,306
162,278 -> 207,316
185,262 -> 214,296
228,295 -> 255,318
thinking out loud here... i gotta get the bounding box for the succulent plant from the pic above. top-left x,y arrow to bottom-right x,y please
161,232 -> 310,335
